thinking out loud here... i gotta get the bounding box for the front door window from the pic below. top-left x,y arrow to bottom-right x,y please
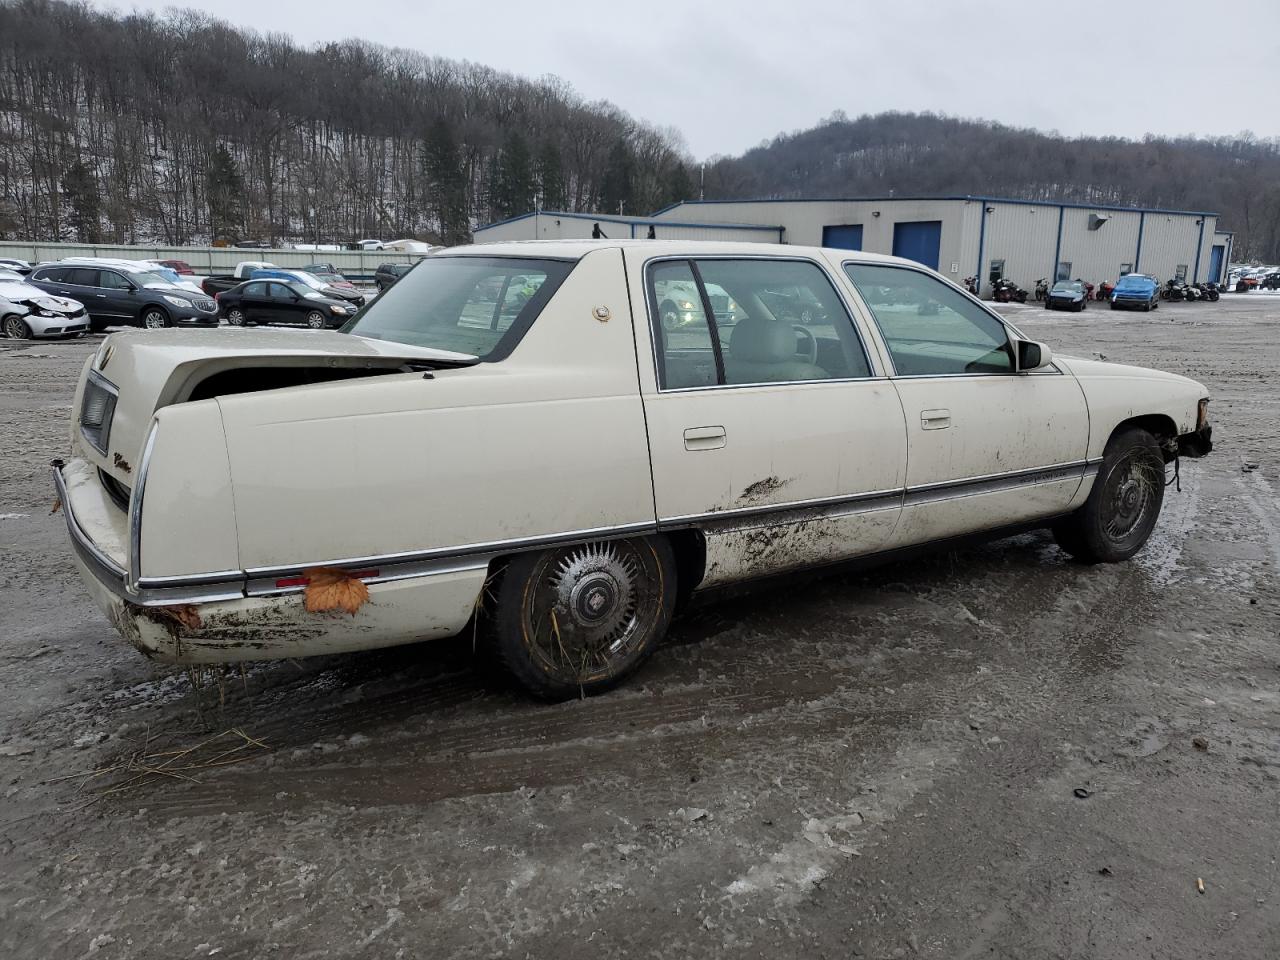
842,263 -> 1013,376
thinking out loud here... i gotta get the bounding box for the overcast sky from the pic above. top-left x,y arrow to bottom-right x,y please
106,0 -> 1279,159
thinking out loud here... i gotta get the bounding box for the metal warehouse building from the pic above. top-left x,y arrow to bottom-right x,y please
650,197 -> 1230,296
473,209 -> 784,244
476,197 -> 1233,298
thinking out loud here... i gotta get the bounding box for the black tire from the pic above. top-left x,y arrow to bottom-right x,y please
305,310 -> 326,329
1053,427 -> 1165,563
1044,301 -> 1051,310
1152,299 -> 1159,310
3,314 -> 31,339
659,300 -> 680,331
225,307 -> 246,326
481,536 -> 677,700
141,307 -> 170,329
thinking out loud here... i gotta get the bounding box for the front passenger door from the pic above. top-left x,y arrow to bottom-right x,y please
841,262 -> 1089,544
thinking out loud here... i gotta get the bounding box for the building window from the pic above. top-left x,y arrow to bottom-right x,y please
1119,262 -> 1132,276
1176,264 -> 1188,280
988,259 -> 1005,283
1056,261 -> 1072,282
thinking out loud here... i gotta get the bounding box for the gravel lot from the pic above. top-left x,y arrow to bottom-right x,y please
2,295 -> 1278,959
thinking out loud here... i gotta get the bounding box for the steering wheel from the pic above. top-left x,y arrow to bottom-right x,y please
792,324 -> 818,364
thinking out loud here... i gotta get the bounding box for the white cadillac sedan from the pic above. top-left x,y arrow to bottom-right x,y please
53,241 -> 1212,699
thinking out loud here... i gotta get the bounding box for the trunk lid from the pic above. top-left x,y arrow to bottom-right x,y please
79,328 -> 475,487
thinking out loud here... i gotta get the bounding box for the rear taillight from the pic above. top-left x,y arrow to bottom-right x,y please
213,292 -> 221,302
80,371 -> 118,455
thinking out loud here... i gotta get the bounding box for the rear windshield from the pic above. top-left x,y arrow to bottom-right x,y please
344,256 -> 575,360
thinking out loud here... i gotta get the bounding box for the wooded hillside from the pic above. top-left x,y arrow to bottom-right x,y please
3,1 -> 1279,261
0,0 -> 691,245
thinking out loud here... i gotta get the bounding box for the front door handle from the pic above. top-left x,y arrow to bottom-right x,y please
921,409 -> 951,430
684,425 -> 726,451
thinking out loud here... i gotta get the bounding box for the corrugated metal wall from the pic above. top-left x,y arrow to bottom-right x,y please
657,199 -> 1218,293
1057,207 -> 1143,285
473,213 -> 781,244
654,199 -> 972,281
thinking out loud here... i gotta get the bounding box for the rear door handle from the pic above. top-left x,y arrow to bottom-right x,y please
921,409 -> 951,430
684,425 -> 726,451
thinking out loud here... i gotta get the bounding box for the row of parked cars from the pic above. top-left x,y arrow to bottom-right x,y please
0,256 -> 417,339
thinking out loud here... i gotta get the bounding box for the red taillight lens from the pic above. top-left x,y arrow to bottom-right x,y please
214,292 -> 221,302
274,569 -> 379,589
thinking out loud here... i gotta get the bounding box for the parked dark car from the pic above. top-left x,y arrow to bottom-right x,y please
375,262 -> 412,291
28,264 -> 219,330
0,257 -> 32,275
300,263 -> 358,291
247,268 -> 365,308
233,240 -> 273,249
1109,274 -> 1160,311
1045,279 -> 1089,312
216,279 -> 356,328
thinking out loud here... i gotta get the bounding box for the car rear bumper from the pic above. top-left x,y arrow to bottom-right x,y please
53,457 -> 487,664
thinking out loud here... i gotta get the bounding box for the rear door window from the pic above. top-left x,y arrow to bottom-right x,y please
68,268 -> 101,287
98,271 -> 132,290
648,258 -> 871,388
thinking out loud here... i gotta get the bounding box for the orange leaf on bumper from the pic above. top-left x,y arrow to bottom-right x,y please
303,567 -> 370,616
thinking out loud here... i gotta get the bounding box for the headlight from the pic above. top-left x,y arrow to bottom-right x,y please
80,371 -> 118,456
330,305 -> 350,315
162,295 -> 192,308
679,300 -> 694,310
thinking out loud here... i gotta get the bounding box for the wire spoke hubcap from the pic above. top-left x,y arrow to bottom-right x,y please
523,540 -> 660,684
1105,452 -> 1158,540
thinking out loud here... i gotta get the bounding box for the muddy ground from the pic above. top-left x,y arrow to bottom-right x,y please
1,294 -> 1278,959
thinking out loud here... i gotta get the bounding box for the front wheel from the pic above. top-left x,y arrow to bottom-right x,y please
3,314 -> 31,339
305,311 -> 326,329
141,307 -> 169,329
482,537 -> 677,700
1053,427 -> 1165,563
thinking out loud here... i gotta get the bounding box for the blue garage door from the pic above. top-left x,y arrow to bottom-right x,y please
1208,244 -> 1224,284
892,221 -> 942,270
822,224 -> 863,250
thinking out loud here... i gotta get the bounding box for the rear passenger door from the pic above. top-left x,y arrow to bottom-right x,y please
238,282 -> 270,323
625,251 -> 908,587
266,283 -> 299,324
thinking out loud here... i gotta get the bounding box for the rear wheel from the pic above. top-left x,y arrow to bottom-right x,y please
141,307 -> 169,329
226,308 -> 246,326
305,310 -> 326,329
3,315 -> 31,339
1053,427 -> 1165,563
482,537 -> 677,700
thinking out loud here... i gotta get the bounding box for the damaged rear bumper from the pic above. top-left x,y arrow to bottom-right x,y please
52,458 -> 487,664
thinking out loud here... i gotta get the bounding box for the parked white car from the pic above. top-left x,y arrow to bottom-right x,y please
53,241 -> 1213,699
1,271 -> 91,339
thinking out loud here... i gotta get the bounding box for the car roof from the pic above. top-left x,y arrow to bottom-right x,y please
440,238 -> 920,266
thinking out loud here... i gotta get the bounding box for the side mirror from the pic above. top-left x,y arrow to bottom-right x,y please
1016,339 -> 1053,372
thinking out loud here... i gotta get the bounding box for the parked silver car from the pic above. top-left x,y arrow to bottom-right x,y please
0,270 -> 91,339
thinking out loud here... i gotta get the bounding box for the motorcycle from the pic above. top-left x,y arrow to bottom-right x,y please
991,278 -> 1028,303
1034,278 -> 1049,301
1095,281 -> 1115,302
962,276 -> 979,295
1184,283 -> 1203,301
1162,278 -> 1186,301
1192,282 -> 1220,302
